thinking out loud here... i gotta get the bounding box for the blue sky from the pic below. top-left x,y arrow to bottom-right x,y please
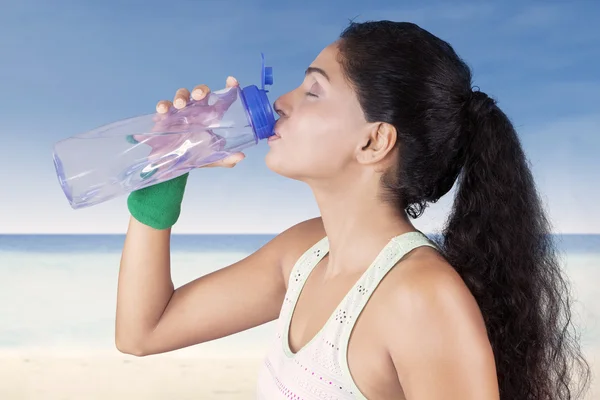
0,0 -> 598,234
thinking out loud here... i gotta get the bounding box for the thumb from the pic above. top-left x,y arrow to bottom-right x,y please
204,152 -> 245,168
222,152 -> 245,167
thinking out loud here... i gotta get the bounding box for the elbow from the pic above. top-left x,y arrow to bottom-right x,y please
115,334 -> 150,357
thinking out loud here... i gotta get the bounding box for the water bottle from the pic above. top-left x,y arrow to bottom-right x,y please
52,54 -> 276,209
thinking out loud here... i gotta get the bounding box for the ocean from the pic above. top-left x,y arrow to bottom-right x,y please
0,233 -> 599,360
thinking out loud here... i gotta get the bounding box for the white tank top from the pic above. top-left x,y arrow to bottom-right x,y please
255,231 -> 439,399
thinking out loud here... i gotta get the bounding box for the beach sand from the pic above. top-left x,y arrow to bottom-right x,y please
0,350 -> 261,400
1,346 -> 598,399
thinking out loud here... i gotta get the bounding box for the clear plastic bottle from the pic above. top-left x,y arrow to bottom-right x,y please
53,54 -> 276,209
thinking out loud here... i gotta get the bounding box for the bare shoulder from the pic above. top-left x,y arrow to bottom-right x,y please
378,247 -> 482,321
375,248 -> 490,348
274,217 -> 326,286
371,248 -> 499,398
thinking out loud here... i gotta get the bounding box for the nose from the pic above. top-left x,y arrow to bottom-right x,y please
273,99 -> 285,118
273,94 -> 293,118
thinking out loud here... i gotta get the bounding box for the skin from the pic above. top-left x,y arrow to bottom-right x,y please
116,42 -> 500,399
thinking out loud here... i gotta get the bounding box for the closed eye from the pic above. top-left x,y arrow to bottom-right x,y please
305,92 -> 318,98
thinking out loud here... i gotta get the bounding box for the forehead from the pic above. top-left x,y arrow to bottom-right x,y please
309,42 -> 365,119
310,43 -> 343,80
309,42 -> 355,93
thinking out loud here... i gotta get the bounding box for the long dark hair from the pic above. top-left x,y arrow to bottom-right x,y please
338,20 -> 591,399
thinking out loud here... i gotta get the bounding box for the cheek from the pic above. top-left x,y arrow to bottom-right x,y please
266,112 -> 356,179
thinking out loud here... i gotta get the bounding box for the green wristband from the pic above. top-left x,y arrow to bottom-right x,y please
125,133 -> 189,230
127,172 -> 189,230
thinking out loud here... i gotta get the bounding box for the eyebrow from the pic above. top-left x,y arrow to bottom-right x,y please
305,66 -> 330,82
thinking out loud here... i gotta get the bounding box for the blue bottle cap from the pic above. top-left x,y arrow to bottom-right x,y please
261,53 -> 273,89
240,53 -> 275,140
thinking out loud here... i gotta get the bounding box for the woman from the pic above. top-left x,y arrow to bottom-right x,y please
116,20 -> 591,399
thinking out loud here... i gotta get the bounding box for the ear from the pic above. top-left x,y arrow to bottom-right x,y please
355,122 -> 397,165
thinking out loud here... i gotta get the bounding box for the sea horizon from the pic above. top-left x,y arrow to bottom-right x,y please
1,232 -> 598,254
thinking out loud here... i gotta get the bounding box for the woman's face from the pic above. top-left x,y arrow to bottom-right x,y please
265,42 -> 374,183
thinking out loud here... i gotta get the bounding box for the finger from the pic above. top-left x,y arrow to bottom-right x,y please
209,76 -> 240,115
173,88 -> 191,109
156,100 -> 173,114
220,152 -> 245,167
206,152 -> 245,168
226,76 -> 239,88
191,84 -> 210,101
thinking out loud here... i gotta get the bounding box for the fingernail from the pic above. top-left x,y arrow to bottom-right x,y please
227,76 -> 238,85
157,104 -> 166,113
193,89 -> 204,98
174,98 -> 185,108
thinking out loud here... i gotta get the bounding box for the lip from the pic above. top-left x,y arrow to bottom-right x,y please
268,131 -> 282,142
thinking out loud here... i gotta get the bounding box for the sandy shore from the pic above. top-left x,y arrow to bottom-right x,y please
1,347 -> 598,400
0,350 -> 262,400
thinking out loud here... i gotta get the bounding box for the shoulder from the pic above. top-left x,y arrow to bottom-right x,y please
378,248 -> 480,319
375,250 -> 490,351
272,217 -> 326,285
371,250 -> 498,397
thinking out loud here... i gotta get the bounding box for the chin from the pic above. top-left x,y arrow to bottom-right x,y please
264,151 -> 305,181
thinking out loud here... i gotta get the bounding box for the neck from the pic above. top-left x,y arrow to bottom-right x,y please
309,174 -> 417,277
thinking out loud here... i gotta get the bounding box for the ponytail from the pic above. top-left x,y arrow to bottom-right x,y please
439,90 -> 592,399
